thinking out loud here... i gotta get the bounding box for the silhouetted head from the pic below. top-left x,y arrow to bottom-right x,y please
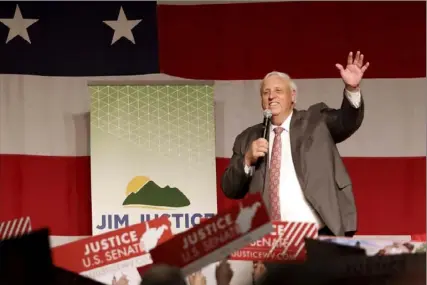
140,264 -> 186,285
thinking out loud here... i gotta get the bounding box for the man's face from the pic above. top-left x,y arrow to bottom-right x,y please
261,75 -> 293,117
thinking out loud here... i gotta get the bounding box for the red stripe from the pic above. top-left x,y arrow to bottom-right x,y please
158,2 -> 426,80
0,154 -> 425,236
216,157 -> 426,236
0,155 -> 92,236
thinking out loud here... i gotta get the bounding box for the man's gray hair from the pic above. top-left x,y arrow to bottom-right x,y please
262,71 -> 298,103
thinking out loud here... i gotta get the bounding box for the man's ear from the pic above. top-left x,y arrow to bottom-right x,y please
291,89 -> 297,103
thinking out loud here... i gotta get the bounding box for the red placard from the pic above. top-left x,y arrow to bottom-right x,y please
411,234 -> 426,242
52,216 -> 173,273
229,221 -> 318,262
149,193 -> 272,275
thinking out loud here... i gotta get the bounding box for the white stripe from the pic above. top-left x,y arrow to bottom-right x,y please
293,223 -> 312,246
0,221 -> 5,239
294,225 -> 318,257
49,235 -> 90,247
22,216 -> 31,233
15,217 -> 24,236
6,218 -> 17,239
1,221 -> 11,240
280,222 -> 304,255
214,78 -> 426,158
0,217 -> 32,239
0,75 -> 424,157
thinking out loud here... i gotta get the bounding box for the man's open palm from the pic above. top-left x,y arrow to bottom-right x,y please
336,51 -> 370,88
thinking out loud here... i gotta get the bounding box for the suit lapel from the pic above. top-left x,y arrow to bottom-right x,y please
257,124 -> 269,196
250,124 -> 268,191
257,124 -> 271,210
246,124 -> 271,211
289,109 -> 307,191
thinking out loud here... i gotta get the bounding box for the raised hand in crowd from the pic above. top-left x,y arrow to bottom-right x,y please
215,259 -> 234,285
112,273 -> 130,285
188,270 -> 207,285
252,261 -> 266,281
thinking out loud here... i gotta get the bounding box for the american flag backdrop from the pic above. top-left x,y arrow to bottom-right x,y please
0,0 -> 425,247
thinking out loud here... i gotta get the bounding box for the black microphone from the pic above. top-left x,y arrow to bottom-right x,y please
261,109 -> 272,191
262,109 -> 272,141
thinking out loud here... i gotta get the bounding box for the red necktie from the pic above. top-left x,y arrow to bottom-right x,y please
269,127 -> 284,220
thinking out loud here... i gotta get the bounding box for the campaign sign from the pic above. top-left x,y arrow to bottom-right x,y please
149,193 -> 272,275
229,221 -> 318,262
317,236 -> 427,256
411,233 -> 426,242
305,239 -> 426,281
52,216 -> 172,282
0,216 -> 32,240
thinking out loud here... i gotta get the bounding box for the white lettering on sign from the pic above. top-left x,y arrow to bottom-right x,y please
270,224 -> 291,237
201,226 -> 236,251
84,231 -> 139,255
250,236 -> 290,248
230,249 -> 294,261
182,214 -> 233,250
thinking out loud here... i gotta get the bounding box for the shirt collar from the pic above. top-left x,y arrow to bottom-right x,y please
271,111 -> 293,133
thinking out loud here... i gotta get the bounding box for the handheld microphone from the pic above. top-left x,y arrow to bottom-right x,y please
262,109 -> 272,141
261,109 -> 272,190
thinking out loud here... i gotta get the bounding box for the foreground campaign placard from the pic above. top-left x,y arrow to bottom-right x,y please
52,216 -> 173,284
229,221 -> 318,262
0,216 -> 32,240
259,239 -> 426,285
317,236 -> 427,256
411,233 -> 426,242
149,193 -> 272,275
304,238 -> 426,281
257,252 -> 426,285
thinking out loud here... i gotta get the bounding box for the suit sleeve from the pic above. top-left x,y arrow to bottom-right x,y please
220,133 -> 252,199
313,89 -> 365,144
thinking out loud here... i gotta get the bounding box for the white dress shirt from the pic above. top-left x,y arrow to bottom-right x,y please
244,89 -> 361,227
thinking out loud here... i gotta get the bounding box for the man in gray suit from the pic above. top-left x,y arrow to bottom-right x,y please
221,51 -> 369,237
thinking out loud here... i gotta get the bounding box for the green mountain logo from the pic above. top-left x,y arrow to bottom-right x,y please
123,176 -> 190,208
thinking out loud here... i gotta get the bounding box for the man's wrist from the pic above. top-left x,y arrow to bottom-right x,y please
243,157 -> 254,176
243,155 -> 252,168
345,84 -> 360,92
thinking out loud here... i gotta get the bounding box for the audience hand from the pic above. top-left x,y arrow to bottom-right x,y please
216,259 -> 234,285
112,274 -> 129,285
188,271 -> 207,285
253,261 -> 266,281
245,138 -> 268,166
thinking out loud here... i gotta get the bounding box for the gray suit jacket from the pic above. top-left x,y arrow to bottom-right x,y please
221,90 -> 364,236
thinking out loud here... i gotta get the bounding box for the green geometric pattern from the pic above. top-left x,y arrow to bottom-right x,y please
89,85 -> 215,163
